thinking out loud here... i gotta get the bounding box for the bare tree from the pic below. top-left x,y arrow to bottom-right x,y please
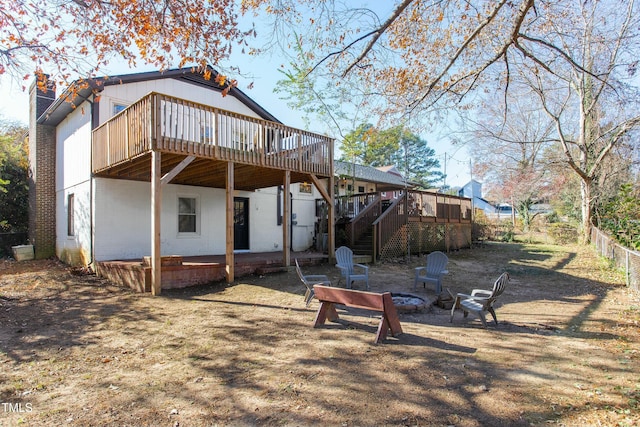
519,0 -> 640,241
466,87 -> 555,230
253,0 -> 640,242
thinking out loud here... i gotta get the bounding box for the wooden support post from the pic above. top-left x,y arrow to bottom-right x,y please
328,174 -> 335,260
226,161 -> 234,283
151,150 -> 162,295
282,170 -> 291,268
309,173 -> 334,259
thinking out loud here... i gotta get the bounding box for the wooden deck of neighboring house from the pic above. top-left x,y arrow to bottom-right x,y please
95,251 -> 330,293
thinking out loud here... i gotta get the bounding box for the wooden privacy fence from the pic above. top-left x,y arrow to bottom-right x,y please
92,92 -> 333,176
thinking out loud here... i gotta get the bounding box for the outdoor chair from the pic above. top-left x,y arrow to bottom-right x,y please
413,251 -> 449,294
295,258 -> 332,307
450,272 -> 510,328
335,246 -> 369,290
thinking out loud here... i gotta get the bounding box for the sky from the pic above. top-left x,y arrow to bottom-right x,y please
0,17 -> 472,188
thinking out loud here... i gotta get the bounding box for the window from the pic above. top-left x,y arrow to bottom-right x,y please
299,182 -> 312,194
358,186 -> 365,193
233,129 -> 248,150
200,125 -> 213,144
112,103 -> 128,115
178,197 -> 198,233
67,194 -> 75,237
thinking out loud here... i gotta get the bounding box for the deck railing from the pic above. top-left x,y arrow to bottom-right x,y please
335,193 -> 379,219
407,191 -> 472,222
331,190 -> 472,223
92,92 -> 333,176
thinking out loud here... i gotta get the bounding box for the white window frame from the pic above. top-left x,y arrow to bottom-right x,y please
177,195 -> 200,236
112,101 -> 129,116
67,193 -> 75,237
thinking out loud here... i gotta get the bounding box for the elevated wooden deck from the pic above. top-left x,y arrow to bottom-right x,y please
91,92 -> 334,190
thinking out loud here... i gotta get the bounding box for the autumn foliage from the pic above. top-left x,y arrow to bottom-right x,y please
0,0 -> 255,90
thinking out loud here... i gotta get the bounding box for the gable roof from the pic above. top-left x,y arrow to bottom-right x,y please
38,67 -> 280,127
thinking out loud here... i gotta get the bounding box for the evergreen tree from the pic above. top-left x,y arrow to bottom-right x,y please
340,124 -> 442,189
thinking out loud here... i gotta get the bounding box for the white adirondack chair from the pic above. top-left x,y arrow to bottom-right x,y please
450,272 -> 510,328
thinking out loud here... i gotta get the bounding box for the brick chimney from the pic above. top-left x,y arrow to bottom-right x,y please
28,76 -> 57,259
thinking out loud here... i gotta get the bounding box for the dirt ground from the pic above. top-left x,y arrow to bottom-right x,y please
1,241 -> 639,427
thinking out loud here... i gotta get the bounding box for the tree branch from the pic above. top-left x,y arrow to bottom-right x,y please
409,0 -> 533,111
307,0 -> 414,79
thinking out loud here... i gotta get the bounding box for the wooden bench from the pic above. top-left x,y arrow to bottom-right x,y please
312,285 -> 403,344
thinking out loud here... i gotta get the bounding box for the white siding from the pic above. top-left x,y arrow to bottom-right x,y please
55,102 -> 93,265
93,179 -> 320,261
56,101 -> 92,191
98,79 -> 261,126
54,75 -> 321,264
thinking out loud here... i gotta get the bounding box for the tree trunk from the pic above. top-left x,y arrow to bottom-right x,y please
580,177 -> 593,244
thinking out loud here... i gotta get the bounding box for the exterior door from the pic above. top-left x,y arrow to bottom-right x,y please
234,197 -> 249,251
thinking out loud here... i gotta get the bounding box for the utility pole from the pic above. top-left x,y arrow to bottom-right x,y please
443,152 -> 447,189
469,158 -> 474,223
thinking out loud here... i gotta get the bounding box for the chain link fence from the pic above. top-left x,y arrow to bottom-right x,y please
592,226 -> 640,293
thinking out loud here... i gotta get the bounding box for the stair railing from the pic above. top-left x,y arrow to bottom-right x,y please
345,195 -> 382,248
371,193 -> 407,262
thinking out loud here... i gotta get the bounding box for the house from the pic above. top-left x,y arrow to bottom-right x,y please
458,179 -> 497,217
332,161 -> 407,218
329,161 -> 472,258
334,161 -> 406,196
28,68 -> 335,294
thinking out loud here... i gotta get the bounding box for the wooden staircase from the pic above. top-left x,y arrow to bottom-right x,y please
351,228 -> 374,255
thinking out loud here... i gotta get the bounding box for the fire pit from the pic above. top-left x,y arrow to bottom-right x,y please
391,293 -> 429,313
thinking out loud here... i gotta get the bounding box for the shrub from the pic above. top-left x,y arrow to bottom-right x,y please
547,223 -> 578,245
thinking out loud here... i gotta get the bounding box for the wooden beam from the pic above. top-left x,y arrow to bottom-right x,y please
161,155 -> 195,185
282,170 -> 291,268
310,174 -> 332,206
151,150 -> 162,295
226,161 -> 234,283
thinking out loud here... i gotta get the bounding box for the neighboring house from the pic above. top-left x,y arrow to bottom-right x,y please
28,68 -> 335,293
458,179 -> 497,217
330,161 -> 472,258
334,161 -> 406,196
